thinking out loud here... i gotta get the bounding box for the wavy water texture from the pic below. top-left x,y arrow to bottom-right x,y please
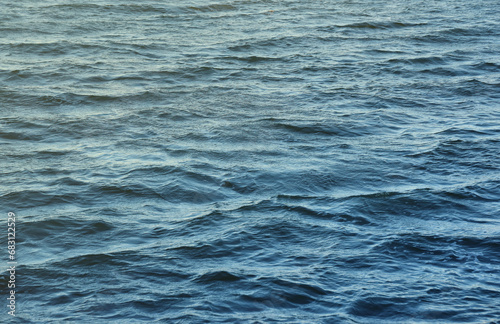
1,0 -> 500,322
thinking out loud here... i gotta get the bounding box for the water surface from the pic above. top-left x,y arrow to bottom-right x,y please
1,0 -> 500,322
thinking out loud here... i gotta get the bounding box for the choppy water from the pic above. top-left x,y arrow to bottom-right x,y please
1,0 -> 500,322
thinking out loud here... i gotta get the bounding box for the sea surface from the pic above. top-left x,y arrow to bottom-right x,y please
1,0 -> 500,322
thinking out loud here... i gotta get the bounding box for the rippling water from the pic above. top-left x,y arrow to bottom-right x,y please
1,0 -> 500,322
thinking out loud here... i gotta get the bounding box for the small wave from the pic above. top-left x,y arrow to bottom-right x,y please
272,122 -> 362,137
42,3 -> 104,10
44,3 -> 173,15
114,4 -> 172,14
186,4 -> 237,13
419,67 -> 470,77
406,137 -> 499,166
21,217 -> 114,243
283,205 -> 372,225
370,233 -> 500,266
168,243 -> 236,259
435,127 -> 493,137
194,271 -> 244,283
58,253 -> 122,267
471,61 -> 500,72
237,277 -> 329,308
439,26 -> 495,37
174,210 -> 227,230
7,41 -> 105,56
1,190 -> 79,208
441,180 -> 500,203
33,90 -> 164,106
349,296 -> 413,318
94,183 -> 164,200
333,21 -> 426,30
0,131 -> 40,141
218,55 -> 284,63
387,55 -> 448,66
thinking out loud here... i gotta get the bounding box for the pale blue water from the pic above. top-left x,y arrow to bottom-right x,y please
1,0 -> 500,322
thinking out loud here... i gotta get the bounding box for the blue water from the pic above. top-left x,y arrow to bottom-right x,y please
1,0 -> 500,322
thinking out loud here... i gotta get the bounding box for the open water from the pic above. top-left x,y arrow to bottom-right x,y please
1,0 -> 500,322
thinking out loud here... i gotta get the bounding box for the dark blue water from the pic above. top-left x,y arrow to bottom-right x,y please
1,0 -> 500,322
